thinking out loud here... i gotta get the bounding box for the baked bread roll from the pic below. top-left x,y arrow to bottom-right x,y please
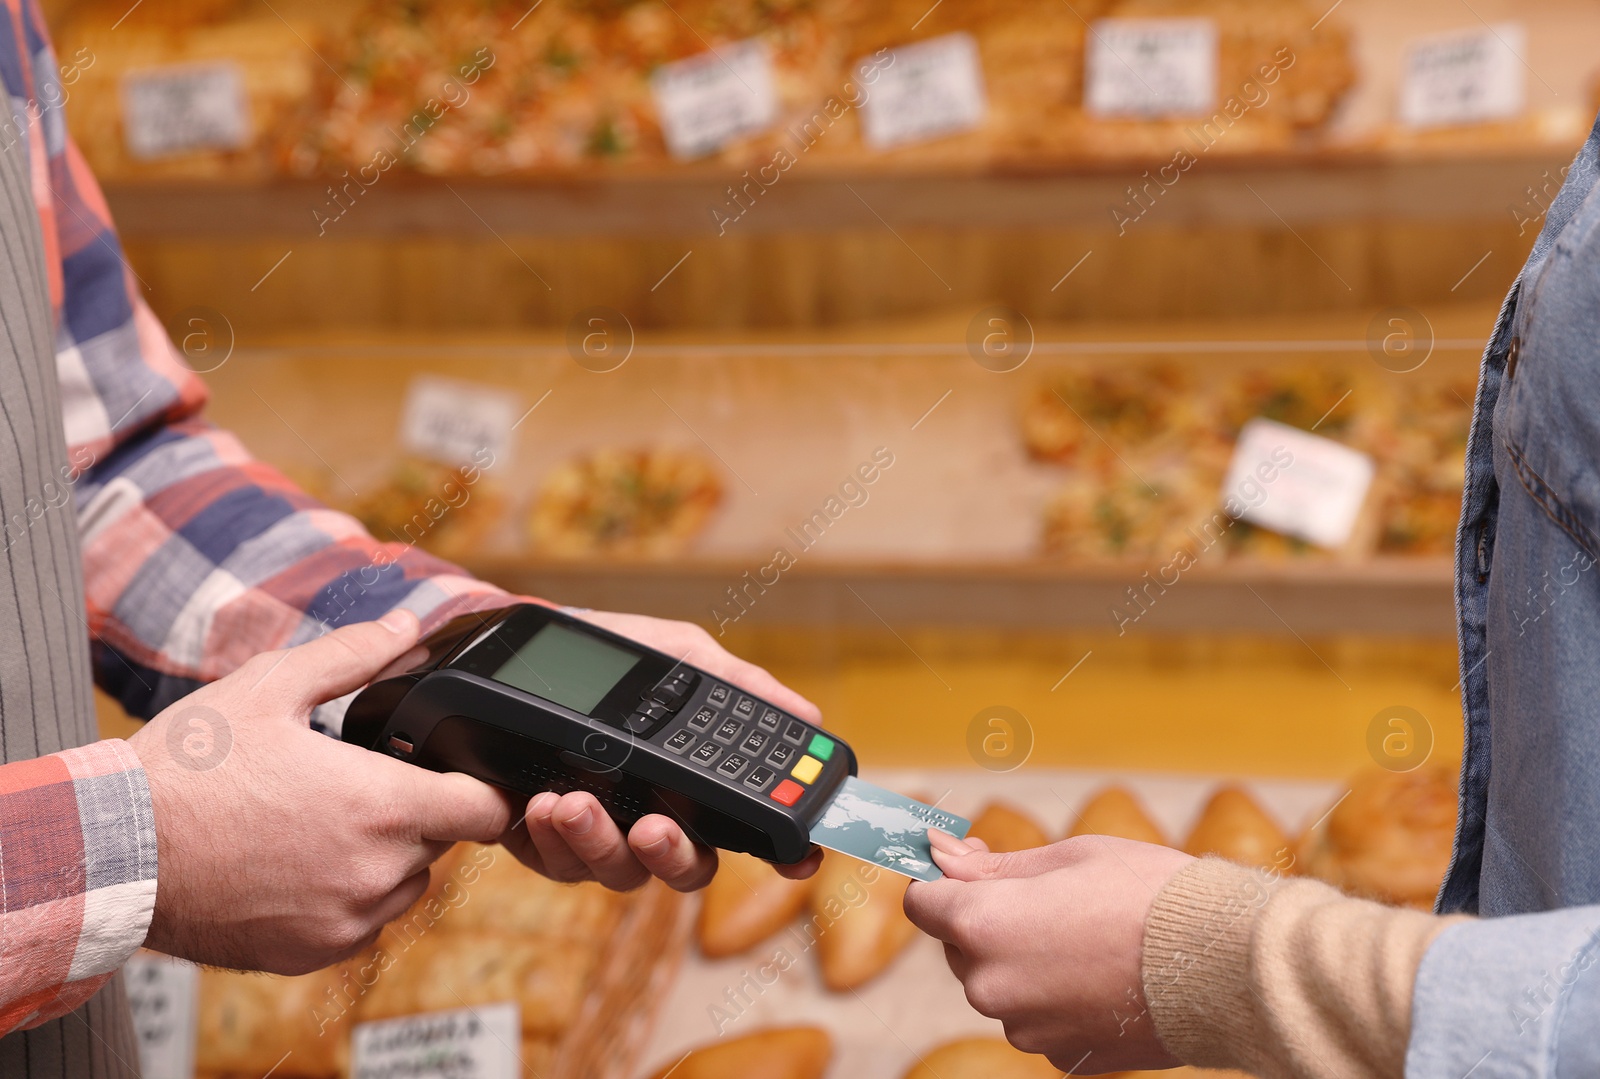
812,851 -> 916,991
968,802 -> 1050,853
359,931 -> 598,1037
648,1027 -> 832,1079
1297,763 -> 1458,909
430,843 -> 626,942
1183,786 -> 1290,869
1069,786 -> 1168,846
196,963 -> 349,1078
697,850 -> 815,959
903,1037 -> 1059,1079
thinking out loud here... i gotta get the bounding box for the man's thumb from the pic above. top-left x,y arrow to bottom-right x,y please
409,770 -> 519,843
271,609 -> 422,710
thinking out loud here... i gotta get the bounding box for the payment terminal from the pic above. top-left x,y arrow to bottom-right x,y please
342,604 -> 856,864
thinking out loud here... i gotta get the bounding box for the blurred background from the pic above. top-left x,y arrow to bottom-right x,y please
47,0 -> 1592,1075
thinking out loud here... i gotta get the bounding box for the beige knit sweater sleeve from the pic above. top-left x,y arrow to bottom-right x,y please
1139,858 -> 1471,1079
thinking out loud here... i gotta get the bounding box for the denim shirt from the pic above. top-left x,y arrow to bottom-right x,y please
1405,117 -> 1600,1076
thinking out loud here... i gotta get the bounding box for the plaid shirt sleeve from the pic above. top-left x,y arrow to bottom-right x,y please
1,0 -> 526,1028
0,740 -> 158,1035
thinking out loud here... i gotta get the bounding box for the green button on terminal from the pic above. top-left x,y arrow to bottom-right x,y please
807,733 -> 835,761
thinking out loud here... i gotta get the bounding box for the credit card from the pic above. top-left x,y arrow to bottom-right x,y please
808,775 -> 971,881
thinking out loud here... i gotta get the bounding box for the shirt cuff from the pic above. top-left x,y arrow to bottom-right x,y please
0,739 -> 158,1034
1407,906 -> 1600,1077
1141,857 -> 1464,1079
309,588 -> 524,736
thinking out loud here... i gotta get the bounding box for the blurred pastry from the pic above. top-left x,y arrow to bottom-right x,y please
1021,366 -> 1189,466
1069,786 -> 1168,846
434,843 -> 626,942
648,1027 -> 832,1079
968,802 -> 1051,853
903,1037 -> 1059,1079
196,963 -> 349,1078
360,930 -> 598,1036
54,0 -> 329,180
1095,0 -> 1355,148
698,850 -> 815,959
528,447 -> 723,558
813,851 -> 916,991
1041,473 -> 1209,561
1297,763 -> 1458,909
1183,786 -> 1290,869
298,0 -> 847,176
521,1039 -> 559,1078
1217,364 -> 1358,438
844,0 -> 1100,166
1376,377 -> 1473,557
345,456 -> 505,562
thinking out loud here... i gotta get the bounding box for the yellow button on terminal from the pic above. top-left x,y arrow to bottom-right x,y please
790,755 -> 823,784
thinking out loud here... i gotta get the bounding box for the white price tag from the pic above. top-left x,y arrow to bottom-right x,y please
399,376 -> 521,469
1223,418 -> 1374,549
120,63 -> 250,159
651,39 -> 777,159
125,952 -> 198,1079
352,1002 -> 519,1079
1399,23 -> 1526,128
858,33 -> 987,149
1086,18 -> 1217,118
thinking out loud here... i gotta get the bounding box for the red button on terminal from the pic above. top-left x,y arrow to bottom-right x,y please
770,779 -> 805,806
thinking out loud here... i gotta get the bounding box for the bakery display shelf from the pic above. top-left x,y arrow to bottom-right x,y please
460,555 -> 1456,636
103,148 -> 1575,239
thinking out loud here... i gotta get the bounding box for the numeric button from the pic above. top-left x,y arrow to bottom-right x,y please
717,753 -> 750,779
691,741 -> 722,766
733,696 -> 757,719
713,718 -> 743,744
767,743 -> 795,769
707,684 -> 731,707
664,729 -> 695,754
758,708 -> 782,731
741,730 -> 769,755
687,707 -> 716,732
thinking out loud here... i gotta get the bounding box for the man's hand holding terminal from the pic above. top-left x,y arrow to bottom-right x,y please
130,610 -> 517,975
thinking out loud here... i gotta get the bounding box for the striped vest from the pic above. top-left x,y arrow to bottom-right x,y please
0,101 -> 141,1078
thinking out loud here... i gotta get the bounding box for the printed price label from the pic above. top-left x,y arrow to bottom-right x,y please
1223,418 -> 1374,549
399,376 -> 521,468
858,33 -> 986,149
1399,23 -> 1526,128
125,952 -> 198,1079
651,39 -> 777,159
1085,18 -> 1218,118
120,63 -> 250,159
352,1002 -> 519,1079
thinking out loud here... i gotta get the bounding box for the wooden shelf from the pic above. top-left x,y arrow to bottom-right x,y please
103,149 -> 1576,239
460,556 -> 1456,637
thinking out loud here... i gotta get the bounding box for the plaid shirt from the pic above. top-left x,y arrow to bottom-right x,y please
1,0 -> 518,1033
